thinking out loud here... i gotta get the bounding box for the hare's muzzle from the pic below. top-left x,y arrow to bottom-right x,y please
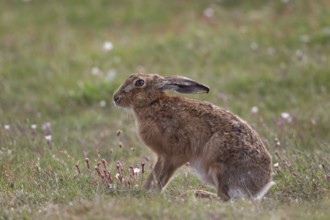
113,95 -> 121,105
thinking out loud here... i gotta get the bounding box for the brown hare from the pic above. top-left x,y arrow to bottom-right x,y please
113,73 -> 274,201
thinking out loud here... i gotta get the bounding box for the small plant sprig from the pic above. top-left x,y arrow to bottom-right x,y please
76,156 -> 146,191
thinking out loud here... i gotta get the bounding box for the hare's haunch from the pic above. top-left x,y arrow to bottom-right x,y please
113,73 -> 273,201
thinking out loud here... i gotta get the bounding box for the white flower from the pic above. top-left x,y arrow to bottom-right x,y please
133,168 -> 141,174
4,124 -> 10,131
115,173 -> 121,179
103,41 -> 113,51
251,106 -> 259,114
99,100 -> 107,108
107,69 -> 117,82
45,135 -> 52,141
273,163 -> 279,168
91,66 -> 101,75
31,124 -> 37,130
281,112 -> 293,123
203,8 -> 214,18
250,42 -> 258,51
281,112 -> 290,119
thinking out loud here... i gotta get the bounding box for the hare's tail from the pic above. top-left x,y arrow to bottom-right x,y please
254,181 -> 275,200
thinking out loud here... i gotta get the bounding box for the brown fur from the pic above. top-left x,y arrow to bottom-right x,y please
113,73 -> 273,201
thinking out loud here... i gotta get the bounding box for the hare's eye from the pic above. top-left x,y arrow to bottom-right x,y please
135,79 -> 145,87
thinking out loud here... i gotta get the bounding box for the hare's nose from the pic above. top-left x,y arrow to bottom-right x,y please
113,95 -> 120,104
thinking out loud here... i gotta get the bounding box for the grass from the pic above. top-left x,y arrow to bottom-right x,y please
0,0 -> 330,219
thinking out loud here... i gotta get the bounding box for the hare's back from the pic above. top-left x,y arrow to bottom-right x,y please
175,97 -> 267,151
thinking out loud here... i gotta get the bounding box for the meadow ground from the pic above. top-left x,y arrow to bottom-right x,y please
0,0 -> 330,219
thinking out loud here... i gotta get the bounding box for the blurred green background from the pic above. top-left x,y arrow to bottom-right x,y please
0,0 -> 330,219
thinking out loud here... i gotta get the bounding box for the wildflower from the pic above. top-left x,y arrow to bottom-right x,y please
273,163 -> 279,168
4,124 -> 10,131
274,138 -> 281,148
283,159 -> 291,167
281,112 -> 292,123
91,66 -> 101,75
203,8 -> 214,18
107,69 -> 117,82
133,168 -> 141,175
31,124 -> 37,130
115,173 -> 122,182
75,164 -> 81,175
116,161 -> 122,173
102,159 -> 107,170
251,106 -> 259,114
42,122 -> 51,135
100,100 -> 107,108
95,166 -> 104,179
85,158 -> 90,172
103,41 -> 113,51
103,169 -> 108,177
45,135 -> 52,141
45,135 -> 52,145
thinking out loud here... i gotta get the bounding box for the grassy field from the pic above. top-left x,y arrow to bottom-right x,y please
1,0 -> 330,219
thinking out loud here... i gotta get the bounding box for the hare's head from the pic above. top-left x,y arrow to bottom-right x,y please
113,73 -> 209,108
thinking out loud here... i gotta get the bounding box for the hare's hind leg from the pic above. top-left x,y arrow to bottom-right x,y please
144,156 -> 182,191
209,164 -> 231,201
203,133 -> 231,201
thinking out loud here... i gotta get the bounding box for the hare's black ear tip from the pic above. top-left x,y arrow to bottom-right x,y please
203,86 -> 210,94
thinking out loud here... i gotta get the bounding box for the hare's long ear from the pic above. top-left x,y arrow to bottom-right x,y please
157,76 -> 209,94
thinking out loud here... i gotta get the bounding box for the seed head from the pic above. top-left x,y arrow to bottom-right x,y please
102,159 -> 107,170
85,158 -> 90,171
75,164 -> 81,175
